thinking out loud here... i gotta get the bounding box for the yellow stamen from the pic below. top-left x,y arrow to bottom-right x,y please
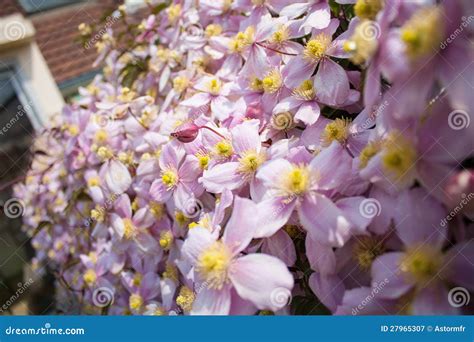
123,218 -> 136,240
354,0 -> 385,20
400,246 -> 443,285
196,241 -> 232,289
400,6 -> 443,61
292,80 -> 315,101
321,118 -> 350,147
161,169 -> 178,189
262,69 -> 282,94
284,166 -> 310,195
381,132 -> 417,181
159,230 -> 174,250
176,286 -> 195,313
83,269 -> 97,285
238,150 -> 265,174
129,294 -> 143,311
215,141 -> 233,158
353,236 -> 385,270
207,78 -> 221,95
303,34 -> 331,61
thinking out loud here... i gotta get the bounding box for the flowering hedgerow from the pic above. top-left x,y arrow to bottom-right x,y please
15,0 -> 473,315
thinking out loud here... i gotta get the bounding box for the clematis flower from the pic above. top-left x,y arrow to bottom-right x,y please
150,141 -> 204,210
181,76 -> 233,121
182,197 -> 294,314
371,188 -> 474,314
200,119 -> 267,195
256,143 -> 372,246
282,20 -> 352,106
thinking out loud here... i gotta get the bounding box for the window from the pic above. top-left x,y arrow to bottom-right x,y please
0,69 -> 34,178
18,0 -> 85,14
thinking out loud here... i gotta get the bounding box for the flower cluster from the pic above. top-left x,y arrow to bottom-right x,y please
15,0 -> 473,315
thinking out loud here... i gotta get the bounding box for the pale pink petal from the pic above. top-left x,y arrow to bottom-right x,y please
255,197 -> 296,238
223,196 -> 258,255
231,119 -> 261,155
230,253 -> 294,311
262,230 -> 296,267
298,193 -> 352,247
182,227 -> 217,264
308,272 -> 344,312
371,252 -> 414,299
191,285 -> 232,315
305,236 -> 337,274
201,162 -> 246,193
314,59 -> 350,106
105,160 -> 132,195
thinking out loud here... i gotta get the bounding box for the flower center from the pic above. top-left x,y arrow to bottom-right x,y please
271,25 -> 290,44
354,0 -> 384,20
123,218 -> 137,240
303,34 -> 331,61
400,246 -> 443,285
249,77 -> 264,92
129,293 -> 143,311
159,230 -> 174,250
262,69 -> 282,94
359,140 -> 382,169
161,169 -> 179,189
205,24 -> 222,37
196,152 -> 210,170
401,6 -> 443,61
173,76 -> 189,92
238,150 -> 265,174
163,263 -> 178,281
343,20 -> 379,65
215,141 -> 233,158
284,166 -> 310,196
196,241 -> 232,289
207,78 -> 221,95
149,201 -> 165,219
381,132 -> 417,181
176,286 -> 195,313
353,236 -> 386,270
132,274 -> 142,287
83,269 -> 97,285
321,118 -> 350,147
167,4 -> 181,23
292,80 -> 315,101
91,205 -> 106,223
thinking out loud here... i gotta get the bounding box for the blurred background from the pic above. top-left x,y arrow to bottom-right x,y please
0,0 -> 146,315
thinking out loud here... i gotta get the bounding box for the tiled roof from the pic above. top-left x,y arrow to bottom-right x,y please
0,0 -> 23,17
30,1 -> 119,85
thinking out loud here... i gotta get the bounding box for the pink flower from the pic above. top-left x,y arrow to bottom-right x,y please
150,141 -> 204,210
182,197 -> 294,314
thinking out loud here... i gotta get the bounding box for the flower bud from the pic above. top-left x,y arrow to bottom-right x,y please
171,122 -> 200,143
